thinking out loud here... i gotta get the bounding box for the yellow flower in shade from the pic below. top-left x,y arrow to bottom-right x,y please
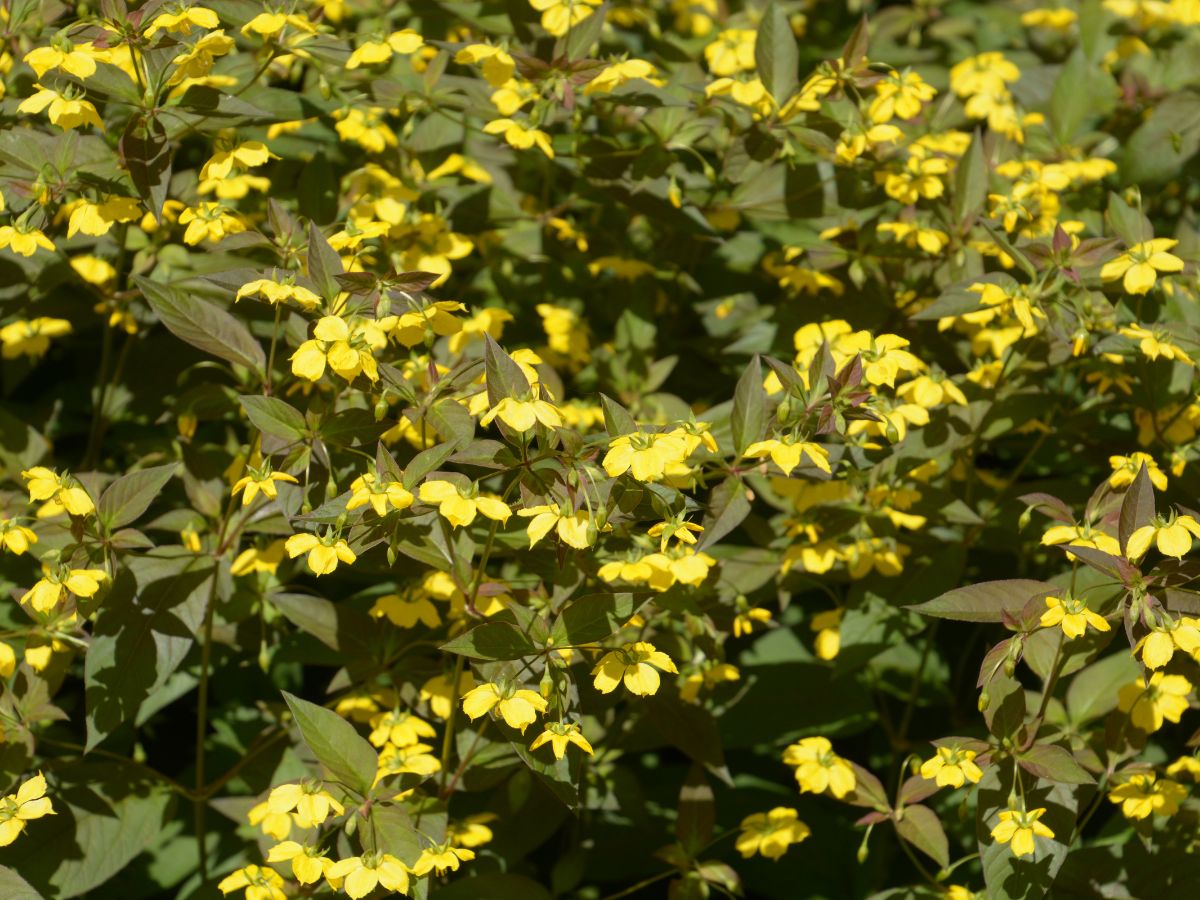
0,773 -> 53,847
383,300 -> 468,347
18,85 -> 104,130
518,503 -> 595,549
811,609 -> 843,660
266,842 -> 334,885
647,518 -> 704,551
868,70 -> 937,123
484,118 -> 554,158
368,710 -> 436,748
346,30 -> 423,69
231,541 -> 286,576
1127,514 -> 1200,559
347,472 -> 413,516
1119,324 -> 1194,366
447,813 -> 496,848
1041,523 -> 1121,557
421,670 -> 476,720
231,467 -> 298,506
1166,755 -> 1200,781
733,606 -> 773,638
703,28 -> 756,75
743,437 -> 831,476
236,276 -> 321,309
23,565 -> 107,613
642,548 -> 717,591
783,737 -> 856,798
246,801 -> 290,841
371,592 -> 441,628
0,642 -> 15,679
284,532 -> 356,576
419,480 -> 511,528
144,6 -> 220,37
583,59 -> 660,95
1108,772 -> 1186,820
0,520 -> 36,555
375,742 -> 441,781
462,682 -> 547,732
529,0 -> 601,37
1101,239 -> 1184,294
178,202 -> 245,244
1133,617 -> 1200,668
990,807 -> 1053,858
950,52 -> 1021,97
240,12 -> 318,38
1,318 -> 71,358
529,721 -> 594,759
1039,592 -> 1110,639
217,864 -> 287,900
168,30 -> 236,84
291,316 -> 385,383
597,556 -> 655,584
1108,452 -> 1167,490
454,44 -> 515,87
736,808 -> 810,860
66,196 -> 141,238
920,746 -> 983,788
603,431 -> 691,482
411,844 -> 475,876
267,779 -> 344,829
480,396 -> 563,432
591,641 -> 678,696
326,854 -> 409,899
1118,672 -> 1193,733
0,225 -> 55,256
24,42 -> 98,79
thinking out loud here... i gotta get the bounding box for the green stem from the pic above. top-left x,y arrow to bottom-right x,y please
193,567 -> 221,883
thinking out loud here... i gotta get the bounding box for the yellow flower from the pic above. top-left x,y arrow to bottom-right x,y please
383,300 -> 469,346
733,606 -> 773,638
66,196 -> 141,238
461,682 -> 547,732
1107,772 -> 1186,820
371,592 -> 441,628
868,70 -> 937,123
421,671 -> 476,720
266,779 -> 344,829
529,721 -> 594,759
291,315 -> 385,383
1108,452 -> 1167,490
70,254 -> 117,285
642,548 -> 717,591
178,202 -> 246,244
783,737 -> 856,798
454,44 -> 515,87
0,773 -> 54,847
144,6 -> 220,37
168,30 -> 236,84
1118,672 -> 1193,732
368,710 -> 436,748
529,0 -> 601,37
510,495 -> 595,553
736,808 -> 810,860
284,532 -> 356,576
448,813 -> 496,848
703,28 -> 756,76
236,276 -> 321,309
1127,515 -> 1200,558
240,12 -> 317,38
603,431 -> 691,482
949,52 -> 1021,97
1039,592 -> 1110,639
25,42 -> 99,79
347,472 -> 413,516
0,318 -> 71,358
23,564 -> 107,613
0,224 -> 56,256
920,746 -> 983,788
584,59 -> 660,95
345,30 -> 423,69
266,841 -> 334,885
217,864 -> 287,900
231,467 -> 298,506
200,140 -> 277,181
647,518 -> 704,551
376,742 -> 441,781
231,540 -> 286,576
1134,616 -> 1200,668
1040,523 -> 1121,557
484,118 -> 555,158
1119,324 -> 1194,365
18,85 -> 104,129
1101,239 -> 1184,294
334,107 -> 398,153
411,844 -> 475,876
990,807 -> 1053,858
248,799 -> 293,840
0,520 -> 36,555
743,437 -> 831,476
480,396 -> 563,432
419,480 -> 511,528
591,641 -> 678,696
811,608 -> 843,660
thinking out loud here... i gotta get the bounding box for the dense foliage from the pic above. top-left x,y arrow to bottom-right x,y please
3,0 -> 1200,897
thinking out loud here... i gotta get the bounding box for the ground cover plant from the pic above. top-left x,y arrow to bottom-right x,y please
2,0 -> 1200,897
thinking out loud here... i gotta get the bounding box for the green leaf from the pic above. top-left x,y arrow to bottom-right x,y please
0,866 -> 40,899
1017,743 -> 1095,785
371,803 -> 423,867
894,803 -> 949,869
270,591 -> 373,654
298,150 -> 338,225
559,1 -> 607,61
1123,93 -> 1200,183
676,764 -> 715,858
600,393 -> 637,435
121,115 -> 172,220
697,476 -> 751,550
730,355 -> 766,454
282,690 -> 378,797
1118,462 -> 1155,555
1050,49 -> 1115,144
84,556 -> 214,750
977,768 -> 1077,900
239,395 -> 308,441
1066,652 -> 1141,724
430,874 -> 553,900
138,276 -> 265,374
953,130 -> 988,226
307,222 -> 344,303
550,592 -> 646,646
908,579 -> 1054,623
1107,191 -> 1154,247
755,2 -> 799,103
439,622 -> 538,660
0,762 -> 173,898
646,694 -> 729,781
424,398 -> 476,450
484,334 -> 531,405
401,441 -> 457,490
97,463 -> 177,531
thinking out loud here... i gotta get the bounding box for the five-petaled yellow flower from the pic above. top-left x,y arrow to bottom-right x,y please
217,864 -> 287,900
592,641 -> 678,696
462,681 -> 547,732
23,564 -> 107,613
22,467 -> 94,517
347,472 -> 414,515
1039,592 -> 1110,639
1101,239 -> 1184,295
735,807 -> 811,860
232,467 -> 298,506
285,531 -> 357,575
266,779 -> 345,829
783,737 -> 856,798
1107,772 -> 1186,820
412,844 -> 475,876
530,721 -> 594,759
419,480 -> 511,528
920,746 -> 983,788
0,773 -> 54,847
743,437 -> 831,476
990,806 -> 1053,858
